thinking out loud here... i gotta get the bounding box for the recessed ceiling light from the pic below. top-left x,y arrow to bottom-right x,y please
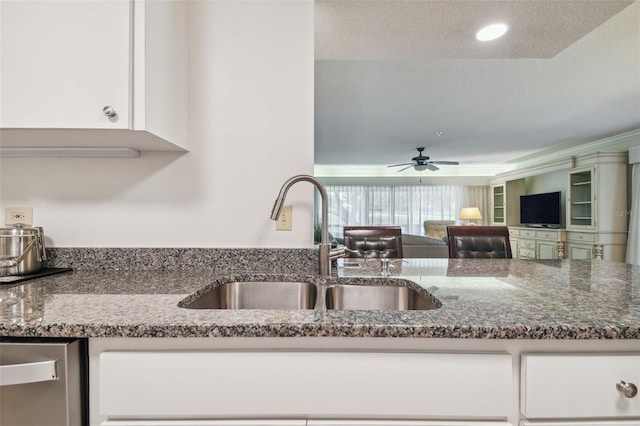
476,23 -> 508,41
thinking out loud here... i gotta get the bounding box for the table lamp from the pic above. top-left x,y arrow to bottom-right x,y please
459,207 -> 482,225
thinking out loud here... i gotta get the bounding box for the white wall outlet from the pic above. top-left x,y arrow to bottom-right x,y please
276,205 -> 292,231
4,207 -> 34,226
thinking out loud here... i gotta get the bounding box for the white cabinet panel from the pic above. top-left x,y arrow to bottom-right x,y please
101,421 -> 306,426
1,0 -> 130,129
521,354 -> 640,419
101,421 -> 511,426
99,351 -> 512,420
309,422 -> 510,426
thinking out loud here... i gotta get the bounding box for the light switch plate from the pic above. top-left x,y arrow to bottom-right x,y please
276,205 -> 292,231
4,207 -> 33,226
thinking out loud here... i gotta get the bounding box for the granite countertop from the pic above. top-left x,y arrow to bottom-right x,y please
1,258 -> 638,339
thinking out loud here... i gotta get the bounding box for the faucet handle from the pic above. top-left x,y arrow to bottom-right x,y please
329,247 -> 347,260
380,258 -> 391,276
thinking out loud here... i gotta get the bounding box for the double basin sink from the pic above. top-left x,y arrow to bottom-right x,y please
179,280 -> 440,311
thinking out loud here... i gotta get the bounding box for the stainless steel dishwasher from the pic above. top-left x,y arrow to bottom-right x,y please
0,337 -> 88,426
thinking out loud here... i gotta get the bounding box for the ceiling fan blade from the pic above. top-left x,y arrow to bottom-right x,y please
388,162 -> 414,167
430,160 -> 459,165
426,163 -> 440,171
397,165 -> 415,172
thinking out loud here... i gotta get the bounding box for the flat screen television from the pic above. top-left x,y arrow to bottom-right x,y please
520,191 -> 561,227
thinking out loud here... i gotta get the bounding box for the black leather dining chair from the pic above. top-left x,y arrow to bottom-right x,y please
343,226 -> 404,258
447,226 -> 512,259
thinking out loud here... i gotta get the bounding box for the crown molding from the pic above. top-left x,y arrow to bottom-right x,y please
491,158 -> 575,183
509,128 -> 640,170
490,129 -> 640,181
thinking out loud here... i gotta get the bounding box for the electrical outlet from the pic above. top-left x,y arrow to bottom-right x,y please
4,207 -> 33,226
276,205 -> 292,231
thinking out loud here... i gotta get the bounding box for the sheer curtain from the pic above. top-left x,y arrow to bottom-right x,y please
463,186 -> 491,225
626,148 -> 640,265
319,185 -> 466,237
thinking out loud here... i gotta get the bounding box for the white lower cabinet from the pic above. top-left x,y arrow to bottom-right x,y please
308,422 -> 509,426
96,351 -> 511,425
99,421 -> 509,426
508,228 -> 566,259
100,422 -> 305,426
521,354 -> 640,420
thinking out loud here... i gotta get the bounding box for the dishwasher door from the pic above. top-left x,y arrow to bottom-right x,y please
0,338 -> 86,426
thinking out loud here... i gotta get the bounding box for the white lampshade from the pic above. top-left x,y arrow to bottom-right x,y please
459,207 -> 482,220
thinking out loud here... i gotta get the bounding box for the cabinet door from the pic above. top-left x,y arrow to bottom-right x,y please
567,168 -> 595,229
308,422 -> 510,426
99,421 -> 305,426
98,351 -> 512,420
537,241 -> 557,259
567,243 -> 594,260
0,0 -> 130,128
521,354 -> 640,419
492,185 -> 506,224
510,238 -> 520,259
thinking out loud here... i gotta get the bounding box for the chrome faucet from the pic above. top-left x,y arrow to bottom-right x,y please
271,174 -> 346,276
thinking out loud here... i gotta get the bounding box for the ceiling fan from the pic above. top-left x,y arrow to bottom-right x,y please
388,147 -> 460,172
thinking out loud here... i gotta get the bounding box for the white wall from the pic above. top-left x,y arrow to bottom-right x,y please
0,1 -> 315,248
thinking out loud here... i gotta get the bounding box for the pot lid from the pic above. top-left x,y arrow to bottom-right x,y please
0,224 -> 44,236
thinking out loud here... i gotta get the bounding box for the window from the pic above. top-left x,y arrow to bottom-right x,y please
317,185 -> 467,237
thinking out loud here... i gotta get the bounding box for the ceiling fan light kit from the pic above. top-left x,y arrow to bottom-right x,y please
387,147 -> 460,172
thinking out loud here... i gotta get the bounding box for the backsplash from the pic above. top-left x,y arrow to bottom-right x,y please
44,248 -> 318,274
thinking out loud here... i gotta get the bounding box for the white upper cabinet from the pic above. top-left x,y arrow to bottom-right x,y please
0,0 -> 189,152
1,0 -> 130,129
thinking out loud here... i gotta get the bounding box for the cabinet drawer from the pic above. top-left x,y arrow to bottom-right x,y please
509,229 -> 520,237
520,239 -> 536,249
567,232 -> 596,243
520,248 -> 536,259
100,351 -> 512,419
535,230 -> 560,240
521,354 -> 640,419
520,230 -> 536,237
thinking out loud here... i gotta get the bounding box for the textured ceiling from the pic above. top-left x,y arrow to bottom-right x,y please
314,0 -> 640,172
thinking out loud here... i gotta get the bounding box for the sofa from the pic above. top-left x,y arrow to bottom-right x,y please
401,233 -> 449,258
401,220 -> 455,258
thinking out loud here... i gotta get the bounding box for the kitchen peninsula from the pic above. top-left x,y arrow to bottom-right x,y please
1,253 -> 639,425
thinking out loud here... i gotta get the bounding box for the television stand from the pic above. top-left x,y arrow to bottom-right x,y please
525,224 -> 562,229
508,226 -> 567,260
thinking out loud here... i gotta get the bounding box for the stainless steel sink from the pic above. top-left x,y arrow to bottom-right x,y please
180,281 -> 317,310
325,284 -> 440,311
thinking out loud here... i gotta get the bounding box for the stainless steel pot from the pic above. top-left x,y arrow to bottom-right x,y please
0,225 -> 47,276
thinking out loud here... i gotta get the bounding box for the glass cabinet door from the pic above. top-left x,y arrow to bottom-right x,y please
568,168 -> 594,228
492,185 -> 505,224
